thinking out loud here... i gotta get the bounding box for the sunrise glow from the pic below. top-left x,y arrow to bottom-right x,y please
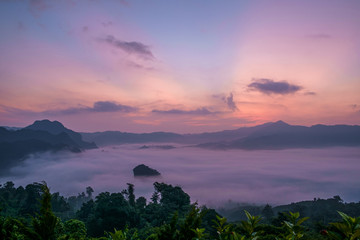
1,0 -> 359,133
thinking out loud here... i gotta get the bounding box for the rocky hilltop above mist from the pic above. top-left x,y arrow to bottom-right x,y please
133,164 -> 161,177
25,120 -> 97,149
0,119 -> 97,175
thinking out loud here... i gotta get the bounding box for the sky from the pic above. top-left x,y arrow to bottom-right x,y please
0,0 -> 359,133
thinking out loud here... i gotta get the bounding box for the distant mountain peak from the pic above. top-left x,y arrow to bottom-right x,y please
25,119 -> 97,149
272,120 -> 290,126
32,119 -> 65,127
26,119 -> 67,134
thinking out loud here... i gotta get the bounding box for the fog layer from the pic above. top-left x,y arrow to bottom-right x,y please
2,145 -> 360,206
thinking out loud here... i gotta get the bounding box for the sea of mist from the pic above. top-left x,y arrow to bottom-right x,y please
1,145 -> 360,206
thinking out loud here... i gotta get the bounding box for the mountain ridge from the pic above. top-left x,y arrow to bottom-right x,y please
25,119 -> 97,149
0,119 -> 97,175
80,121 -> 360,149
2,120 -> 359,150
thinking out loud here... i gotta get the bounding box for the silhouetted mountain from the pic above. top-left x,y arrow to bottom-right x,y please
180,122 -> 273,144
0,138 -> 72,174
0,126 -> 22,131
82,121 -> 360,150
25,120 -> 96,149
0,120 -> 97,175
81,131 -> 184,146
0,127 -> 78,147
218,196 -> 360,225
139,145 -> 176,150
81,122 -> 272,146
133,164 -> 161,177
198,121 -> 360,150
0,127 -> 78,175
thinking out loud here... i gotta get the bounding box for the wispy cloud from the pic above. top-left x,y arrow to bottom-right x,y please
0,101 -> 138,117
0,105 -> 34,116
212,92 -> 238,111
304,91 -> 316,96
104,35 -> 155,60
152,107 -> 216,115
45,101 -> 138,115
350,104 -> 358,110
92,101 -> 136,112
127,61 -> 154,71
248,78 -> 303,95
225,93 -> 238,111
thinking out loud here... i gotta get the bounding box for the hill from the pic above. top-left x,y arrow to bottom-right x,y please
133,164 -> 161,177
0,120 -> 97,175
81,121 -> 360,149
198,121 -> 360,150
217,195 -> 360,226
25,119 -> 97,149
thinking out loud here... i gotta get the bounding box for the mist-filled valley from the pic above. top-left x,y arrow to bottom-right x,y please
2,145 -> 359,206
2,121 -> 359,239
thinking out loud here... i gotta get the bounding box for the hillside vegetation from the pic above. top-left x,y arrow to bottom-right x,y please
1,181 -> 360,239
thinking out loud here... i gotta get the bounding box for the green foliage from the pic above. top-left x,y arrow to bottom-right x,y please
0,181 -> 91,220
201,206 -> 221,237
83,191 -> 137,237
150,205 -> 206,240
2,181 -> 360,240
261,204 -> 274,223
141,182 -> 192,228
153,182 -> 190,211
51,192 -> 71,216
151,211 -> 179,240
212,215 -> 242,240
281,211 -> 309,240
107,226 -> 140,240
221,195 -> 360,226
0,215 -> 28,240
86,187 -> 94,198
192,227 -> 207,240
22,182 -> 44,216
238,210 -> 262,239
31,182 -> 59,240
328,211 -> 360,240
57,219 -> 87,240
178,205 -> 205,240
136,197 -> 147,210
127,183 -> 136,207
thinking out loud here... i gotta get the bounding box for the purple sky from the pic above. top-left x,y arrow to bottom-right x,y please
1,0 -> 360,133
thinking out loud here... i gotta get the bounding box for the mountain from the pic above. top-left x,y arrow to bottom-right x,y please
0,120 -> 97,175
25,120 -> 97,149
81,131 -> 183,146
81,122 -> 273,146
0,126 -> 22,131
198,121 -> 360,150
82,121 -> 360,150
133,164 -> 161,177
217,195 -> 360,224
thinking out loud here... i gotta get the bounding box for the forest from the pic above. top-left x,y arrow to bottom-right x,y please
1,181 -> 360,240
